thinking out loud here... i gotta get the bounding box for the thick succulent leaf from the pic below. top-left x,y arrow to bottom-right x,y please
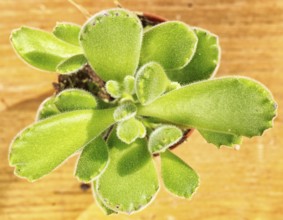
123,76 -> 135,95
53,22 -> 81,46
113,101 -> 137,122
92,181 -> 117,215
161,150 -> 199,198
80,9 -> 143,81
105,80 -> 122,98
96,131 -> 159,213
117,118 -> 145,144
198,129 -> 242,148
148,125 -> 183,154
167,28 -> 220,84
9,108 -> 115,181
56,54 -> 87,74
139,77 -> 277,137
75,136 -> 109,182
36,96 -> 60,120
11,26 -> 82,71
140,21 -> 198,70
135,62 -> 169,105
37,90 -> 97,120
54,89 -> 97,112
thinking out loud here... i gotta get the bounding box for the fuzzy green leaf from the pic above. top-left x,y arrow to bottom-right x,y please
161,150 -> 199,198
96,131 -> 159,213
37,90 -> 97,120
117,118 -> 145,144
56,54 -> 87,74
53,22 -> 81,46
123,76 -> 135,95
113,101 -> 137,122
9,108 -> 115,181
135,62 -> 169,105
11,26 -> 82,72
93,181 -> 117,215
167,28 -> 220,84
105,80 -> 121,98
36,96 -> 60,120
198,129 -> 242,148
140,21 -> 198,70
75,136 -> 109,182
80,9 -> 143,81
139,77 -> 277,137
148,125 -> 183,154
54,89 -> 97,112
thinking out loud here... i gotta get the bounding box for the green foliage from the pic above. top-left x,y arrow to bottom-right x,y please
117,118 -> 146,144
9,7 -> 277,215
53,22 -> 81,46
105,80 -> 121,98
139,77 -> 276,137
75,136 -> 109,182
135,62 -> 169,105
56,54 -> 87,74
148,125 -> 183,154
93,181 -> 117,215
113,101 -> 137,122
198,129 -> 242,148
9,109 -> 115,181
167,28 -> 220,84
54,89 -> 97,111
96,131 -> 159,213
79,8 -> 143,82
11,27 -> 82,72
123,76 -> 135,95
161,150 -> 199,198
36,96 -> 60,120
140,21 -> 198,69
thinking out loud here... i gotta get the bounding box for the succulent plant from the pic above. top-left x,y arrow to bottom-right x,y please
9,8 -> 277,215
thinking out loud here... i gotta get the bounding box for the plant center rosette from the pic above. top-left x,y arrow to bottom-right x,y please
9,8 -> 277,215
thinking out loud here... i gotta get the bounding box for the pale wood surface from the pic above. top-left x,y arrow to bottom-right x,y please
0,0 -> 282,219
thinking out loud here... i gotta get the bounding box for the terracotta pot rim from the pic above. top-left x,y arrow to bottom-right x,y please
140,12 -> 168,23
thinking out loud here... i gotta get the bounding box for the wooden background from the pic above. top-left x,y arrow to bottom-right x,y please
0,0 -> 282,219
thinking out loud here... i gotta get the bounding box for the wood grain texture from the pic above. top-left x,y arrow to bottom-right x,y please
0,0 -> 282,219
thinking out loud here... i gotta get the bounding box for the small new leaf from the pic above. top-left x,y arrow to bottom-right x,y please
135,62 -> 169,105
148,125 -> 183,154
161,150 -> 199,198
123,75 -> 135,95
106,80 -> 122,98
113,101 -> 137,122
117,118 -> 145,144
